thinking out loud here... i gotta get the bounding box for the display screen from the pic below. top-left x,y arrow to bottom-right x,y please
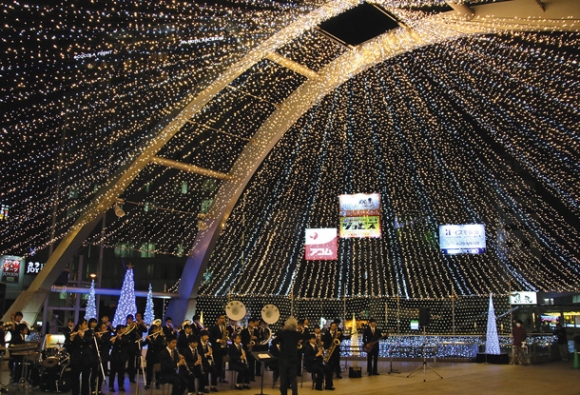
439,224 -> 486,254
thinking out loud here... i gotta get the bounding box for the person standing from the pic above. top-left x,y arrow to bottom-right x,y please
554,323 -> 568,361
303,334 -> 334,391
362,318 -> 383,376
241,318 -> 259,381
109,325 -> 130,392
209,315 -> 228,384
323,322 -> 344,379
276,317 -> 303,395
510,320 -> 527,365
69,319 -> 95,395
143,320 -> 165,390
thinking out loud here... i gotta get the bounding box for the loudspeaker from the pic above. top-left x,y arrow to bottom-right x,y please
419,307 -> 431,327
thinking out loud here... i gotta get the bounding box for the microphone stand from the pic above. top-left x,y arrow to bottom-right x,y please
93,333 -> 107,395
135,339 -> 147,395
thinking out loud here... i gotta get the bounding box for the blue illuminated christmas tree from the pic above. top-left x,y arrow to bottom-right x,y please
144,283 -> 155,325
112,263 -> 137,327
85,279 -> 97,320
485,293 -> 501,355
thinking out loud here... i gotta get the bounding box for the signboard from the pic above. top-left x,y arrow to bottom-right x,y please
509,291 -> 537,305
305,228 -> 338,260
339,216 -> 381,238
338,193 -> 381,217
439,224 -> 486,255
1,255 -> 23,283
25,260 -> 45,275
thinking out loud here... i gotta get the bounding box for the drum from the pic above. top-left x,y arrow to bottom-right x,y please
41,349 -> 69,369
39,363 -> 72,392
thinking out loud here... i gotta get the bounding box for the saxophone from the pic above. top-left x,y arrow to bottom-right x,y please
221,325 -> 229,349
323,331 -> 341,364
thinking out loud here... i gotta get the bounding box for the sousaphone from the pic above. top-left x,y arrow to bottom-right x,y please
226,300 -> 247,321
261,304 -> 280,325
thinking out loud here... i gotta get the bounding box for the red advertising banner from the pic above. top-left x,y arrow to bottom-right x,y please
1,255 -> 22,283
305,228 -> 338,260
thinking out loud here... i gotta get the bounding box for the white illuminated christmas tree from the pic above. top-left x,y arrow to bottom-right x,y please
485,293 -> 501,355
112,263 -> 137,327
84,279 -> 97,320
144,283 -> 155,325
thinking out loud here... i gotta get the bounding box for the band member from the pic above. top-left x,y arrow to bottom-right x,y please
69,319 -> 96,395
269,335 -> 281,386
163,317 -> 177,339
313,325 -> 323,347
241,317 -> 259,380
62,318 -> 75,338
191,314 -> 205,338
228,334 -> 251,389
159,337 -> 188,395
199,330 -> 218,392
178,323 -> 194,354
144,319 -> 165,390
304,334 -> 334,391
94,322 -> 111,393
100,315 -> 114,332
135,313 -> 149,335
323,322 -> 345,379
8,323 -> 28,383
363,318 -> 386,376
181,336 -> 204,395
87,318 -> 103,395
209,315 -> 228,383
125,314 -> 140,383
276,317 -> 303,395
227,320 -> 240,340
253,320 -> 270,376
109,325 -> 130,392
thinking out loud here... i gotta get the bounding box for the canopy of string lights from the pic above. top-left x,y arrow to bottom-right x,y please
2,0 -> 580,317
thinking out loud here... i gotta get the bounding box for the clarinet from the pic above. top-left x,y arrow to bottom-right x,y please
176,350 -> 193,376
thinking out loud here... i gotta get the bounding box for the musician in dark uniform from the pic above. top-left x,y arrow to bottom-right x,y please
125,315 -> 140,383
191,314 -> 204,338
178,323 -> 194,354
363,318 -> 383,376
180,336 -> 204,395
159,337 -> 188,395
276,317 -> 303,395
323,321 -> 344,379
198,330 -> 217,392
208,315 -> 228,383
228,334 -> 251,389
69,319 -> 97,395
109,325 -> 130,392
253,320 -> 270,376
143,320 -> 165,390
241,317 -> 259,381
93,321 -> 111,394
304,334 -> 334,391
9,323 -> 28,383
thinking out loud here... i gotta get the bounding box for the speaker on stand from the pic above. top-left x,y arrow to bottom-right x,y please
407,307 -> 443,382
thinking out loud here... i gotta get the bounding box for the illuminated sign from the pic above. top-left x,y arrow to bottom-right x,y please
338,193 -> 381,217
305,228 -> 338,260
509,291 -> 537,305
439,224 -> 486,255
25,261 -> 45,275
0,255 -> 23,283
339,216 -> 381,238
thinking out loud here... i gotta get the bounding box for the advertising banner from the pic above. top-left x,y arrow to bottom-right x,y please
338,193 -> 381,217
1,255 -> 23,283
305,228 -> 338,260
439,224 -> 486,254
339,216 -> 381,238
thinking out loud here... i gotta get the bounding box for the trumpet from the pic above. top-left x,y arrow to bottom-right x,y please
147,329 -> 165,340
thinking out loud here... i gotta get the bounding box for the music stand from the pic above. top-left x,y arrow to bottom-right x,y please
406,326 -> 442,382
251,351 -> 275,395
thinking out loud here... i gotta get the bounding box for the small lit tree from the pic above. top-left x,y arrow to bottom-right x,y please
85,279 -> 97,320
485,293 -> 501,355
113,263 -> 137,327
144,283 -> 155,325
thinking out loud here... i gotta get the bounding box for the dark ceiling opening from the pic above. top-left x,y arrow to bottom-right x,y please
319,2 -> 401,46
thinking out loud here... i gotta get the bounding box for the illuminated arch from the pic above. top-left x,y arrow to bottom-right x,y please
5,0 -> 579,323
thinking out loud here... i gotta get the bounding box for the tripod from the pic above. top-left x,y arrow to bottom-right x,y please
406,327 -> 442,382
135,339 -> 147,395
